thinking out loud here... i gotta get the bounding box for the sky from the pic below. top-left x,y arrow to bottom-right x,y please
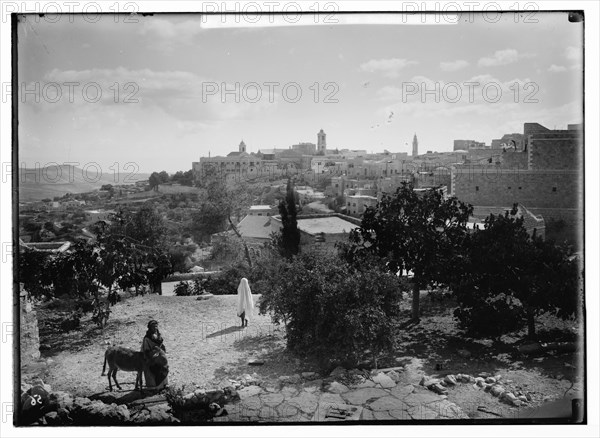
17,12 -> 583,174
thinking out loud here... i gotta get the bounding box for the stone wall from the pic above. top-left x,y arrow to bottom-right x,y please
451,168 -> 582,210
414,172 -> 451,189
528,133 -> 583,171
500,150 -> 528,169
20,295 -> 40,362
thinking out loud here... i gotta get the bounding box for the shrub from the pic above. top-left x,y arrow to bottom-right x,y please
205,264 -> 251,295
256,250 -> 404,367
173,278 -> 211,296
173,281 -> 192,296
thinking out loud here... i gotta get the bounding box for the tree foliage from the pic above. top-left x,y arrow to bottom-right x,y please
192,173 -> 253,266
171,169 -> 194,186
344,182 -> 472,321
275,178 -> 301,259
149,172 -> 161,192
97,204 -> 173,295
19,203 -> 173,302
452,208 -> 582,339
255,250 -> 405,368
158,171 -> 170,184
209,234 -> 245,265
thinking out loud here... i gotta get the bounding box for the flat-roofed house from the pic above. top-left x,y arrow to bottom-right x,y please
270,213 -> 361,251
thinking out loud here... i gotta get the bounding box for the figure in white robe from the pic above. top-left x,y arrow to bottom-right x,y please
237,278 -> 254,328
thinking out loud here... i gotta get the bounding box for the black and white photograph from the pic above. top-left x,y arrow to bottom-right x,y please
1,1 -> 598,435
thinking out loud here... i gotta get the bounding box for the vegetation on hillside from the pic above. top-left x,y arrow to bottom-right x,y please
342,182 -> 473,322
19,203 -> 174,328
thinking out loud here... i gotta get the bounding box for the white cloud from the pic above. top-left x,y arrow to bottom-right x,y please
565,46 -> 581,60
373,74 -> 540,118
440,60 -> 469,72
360,58 -> 418,78
548,64 -> 567,73
478,49 -> 522,67
28,67 -> 277,123
564,46 -> 582,71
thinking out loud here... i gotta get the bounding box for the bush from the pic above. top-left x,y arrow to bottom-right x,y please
256,251 -> 404,368
204,264 -> 251,295
173,281 -> 192,296
173,278 -> 210,296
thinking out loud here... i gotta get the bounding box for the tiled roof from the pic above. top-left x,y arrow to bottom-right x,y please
296,216 -> 359,235
237,215 -> 274,240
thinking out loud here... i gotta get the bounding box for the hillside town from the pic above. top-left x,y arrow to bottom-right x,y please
20,121 -> 582,262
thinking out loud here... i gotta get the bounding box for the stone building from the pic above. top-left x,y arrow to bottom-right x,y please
269,213 -> 361,251
453,139 -> 487,151
451,122 -> 583,246
346,194 -> 378,217
292,142 -> 316,155
490,133 -> 525,150
193,141 -> 264,180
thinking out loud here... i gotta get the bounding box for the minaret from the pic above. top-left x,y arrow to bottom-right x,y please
317,129 -> 326,154
412,133 -> 418,157
239,140 -> 246,153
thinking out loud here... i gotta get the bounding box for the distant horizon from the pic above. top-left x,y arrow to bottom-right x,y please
17,116 -> 581,175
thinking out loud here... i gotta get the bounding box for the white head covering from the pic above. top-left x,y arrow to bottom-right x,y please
237,278 -> 254,318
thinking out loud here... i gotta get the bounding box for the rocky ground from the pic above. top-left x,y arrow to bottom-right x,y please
24,292 -> 584,424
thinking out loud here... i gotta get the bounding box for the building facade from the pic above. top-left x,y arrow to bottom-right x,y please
451,122 -> 583,246
453,139 -> 487,151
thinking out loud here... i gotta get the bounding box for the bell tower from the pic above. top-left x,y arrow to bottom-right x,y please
239,140 -> 247,153
412,133 -> 418,157
317,129 -> 326,154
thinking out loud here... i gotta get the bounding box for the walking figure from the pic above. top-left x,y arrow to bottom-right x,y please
237,278 -> 254,328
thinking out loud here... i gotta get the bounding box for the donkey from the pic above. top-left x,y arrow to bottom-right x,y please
101,346 -> 146,394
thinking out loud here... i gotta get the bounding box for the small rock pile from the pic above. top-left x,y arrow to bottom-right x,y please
20,376 -> 238,425
419,372 -> 532,407
324,366 -> 373,387
167,386 -> 239,423
20,379 -> 141,425
226,372 -> 264,389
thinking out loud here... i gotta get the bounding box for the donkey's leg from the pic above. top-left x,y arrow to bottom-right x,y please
107,369 -> 113,391
112,369 -> 122,390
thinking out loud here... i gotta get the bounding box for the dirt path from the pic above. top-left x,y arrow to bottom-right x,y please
40,294 -> 304,396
